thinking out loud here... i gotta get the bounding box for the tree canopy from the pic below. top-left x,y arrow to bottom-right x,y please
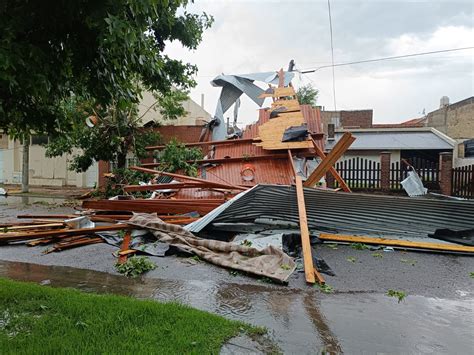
0,0 -> 213,138
296,84 -> 319,106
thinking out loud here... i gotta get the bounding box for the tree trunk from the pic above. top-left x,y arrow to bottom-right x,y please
116,151 -> 127,170
22,137 -> 30,193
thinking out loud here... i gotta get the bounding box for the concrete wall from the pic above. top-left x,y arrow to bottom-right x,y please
138,91 -> 211,126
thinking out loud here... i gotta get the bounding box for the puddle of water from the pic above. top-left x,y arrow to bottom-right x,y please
0,260 -> 472,354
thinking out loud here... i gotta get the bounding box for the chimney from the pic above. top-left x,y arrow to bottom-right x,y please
440,96 -> 449,108
201,93 -> 205,108
328,123 -> 335,140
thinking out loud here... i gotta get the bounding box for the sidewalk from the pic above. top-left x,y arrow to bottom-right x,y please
0,184 -> 91,199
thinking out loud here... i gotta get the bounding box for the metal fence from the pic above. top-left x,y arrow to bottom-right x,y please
390,157 -> 440,190
334,157 -> 380,189
452,164 -> 474,199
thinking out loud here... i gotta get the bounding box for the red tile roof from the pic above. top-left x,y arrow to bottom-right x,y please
372,117 -> 426,128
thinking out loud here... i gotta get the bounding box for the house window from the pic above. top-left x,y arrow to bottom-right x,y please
31,135 -> 49,145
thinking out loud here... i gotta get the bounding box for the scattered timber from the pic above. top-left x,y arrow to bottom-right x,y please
319,234 -> 474,254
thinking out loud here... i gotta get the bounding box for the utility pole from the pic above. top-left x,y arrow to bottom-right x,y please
21,135 -> 29,193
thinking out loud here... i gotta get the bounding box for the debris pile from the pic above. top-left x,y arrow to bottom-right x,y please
2,69 -> 474,284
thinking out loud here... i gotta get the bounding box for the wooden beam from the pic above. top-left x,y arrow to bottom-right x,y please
123,182 -> 207,192
287,150 -> 296,179
0,225 -> 132,242
118,231 -> 132,264
278,68 -> 284,88
129,166 -> 247,191
318,234 -> 474,254
295,176 -> 317,284
310,138 -> 351,193
304,132 -> 355,187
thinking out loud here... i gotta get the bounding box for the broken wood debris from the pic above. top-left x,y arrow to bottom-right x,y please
319,233 -> 474,254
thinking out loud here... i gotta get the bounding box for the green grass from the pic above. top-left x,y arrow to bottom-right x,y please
0,278 -> 261,354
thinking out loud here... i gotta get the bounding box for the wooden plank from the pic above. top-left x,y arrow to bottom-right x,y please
310,138 -> 351,193
118,231 -> 132,264
0,225 -> 132,242
278,68 -> 284,87
287,150 -> 296,178
129,166 -> 246,191
3,223 -> 65,232
82,200 -> 221,215
271,99 -> 300,112
295,176 -> 316,284
124,182 -> 207,192
17,214 -> 76,219
258,86 -> 296,99
319,233 -> 474,253
304,132 -> 356,187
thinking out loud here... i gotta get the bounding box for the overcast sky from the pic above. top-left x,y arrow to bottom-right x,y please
165,0 -> 474,125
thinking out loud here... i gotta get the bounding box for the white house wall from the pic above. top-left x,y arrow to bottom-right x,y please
0,139 -> 97,187
138,91 -> 211,126
338,150 -> 401,164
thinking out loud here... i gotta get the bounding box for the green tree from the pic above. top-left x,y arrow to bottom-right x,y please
45,96 -> 163,172
1,0 -> 212,179
0,0 -> 213,138
296,84 -> 319,106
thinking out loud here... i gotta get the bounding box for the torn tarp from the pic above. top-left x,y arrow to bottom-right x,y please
127,213 -> 296,283
282,124 -> 308,142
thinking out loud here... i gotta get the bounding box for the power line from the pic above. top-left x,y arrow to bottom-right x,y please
299,46 -> 474,74
327,0 -> 337,111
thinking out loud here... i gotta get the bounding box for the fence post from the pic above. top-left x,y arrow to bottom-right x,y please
439,152 -> 453,196
380,151 -> 391,192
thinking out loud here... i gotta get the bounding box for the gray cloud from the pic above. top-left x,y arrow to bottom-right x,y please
165,0 -> 474,125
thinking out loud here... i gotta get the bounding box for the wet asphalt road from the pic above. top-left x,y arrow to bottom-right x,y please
0,195 -> 473,353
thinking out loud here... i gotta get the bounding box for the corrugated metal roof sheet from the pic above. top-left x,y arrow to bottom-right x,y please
327,130 -> 453,150
193,184 -> 474,239
162,106 -> 325,199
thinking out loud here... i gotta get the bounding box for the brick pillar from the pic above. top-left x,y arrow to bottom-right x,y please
98,160 -> 110,188
380,151 -> 391,192
439,152 -> 453,196
326,171 -> 335,188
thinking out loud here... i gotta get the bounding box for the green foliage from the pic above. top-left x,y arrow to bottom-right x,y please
470,272 -> 474,279
315,284 -> 335,294
93,167 -> 150,198
372,252 -> 383,258
0,1 -> 213,139
296,84 -> 319,106
0,278 -> 262,353
387,289 -> 407,303
351,243 -> 369,250
241,239 -> 253,247
46,96 -> 162,172
346,257 -> 357,263
155,138 -> 203,176
115,256 -> 156,278
325,243 -> 339,250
